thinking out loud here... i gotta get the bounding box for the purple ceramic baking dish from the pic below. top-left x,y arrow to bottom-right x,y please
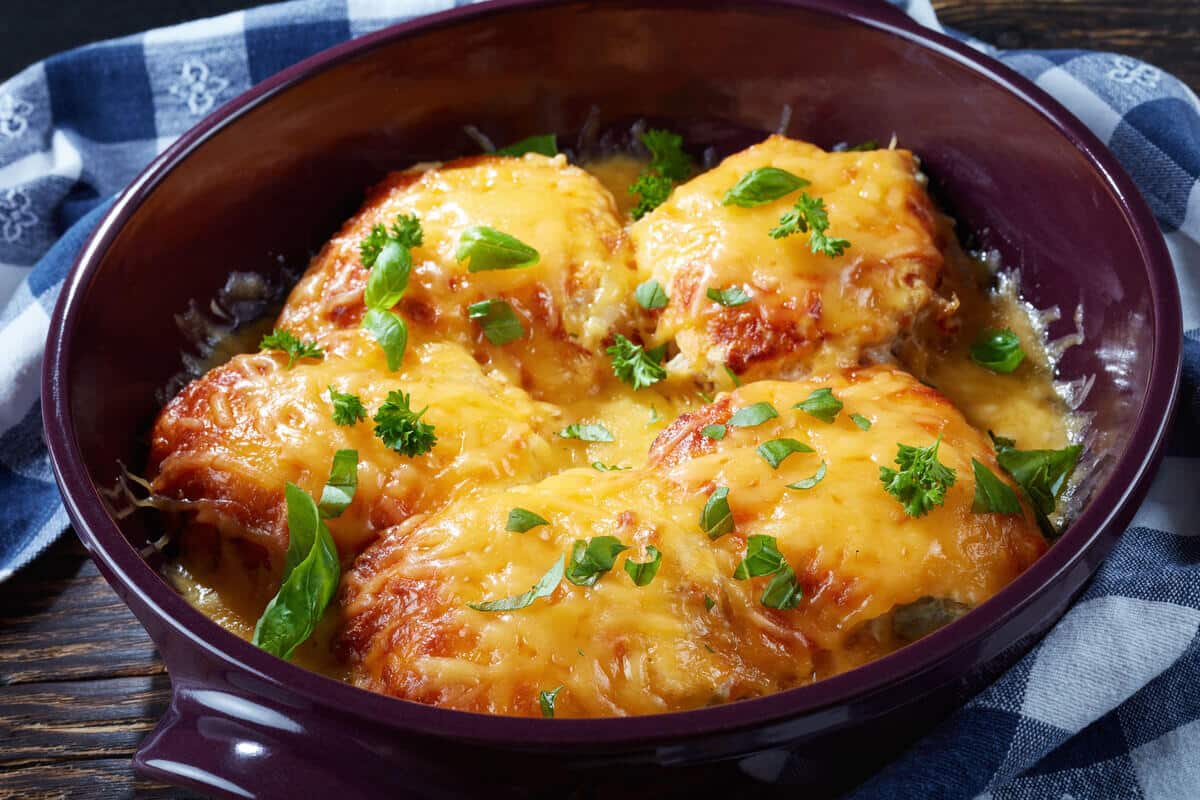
42,0 -> 1182,797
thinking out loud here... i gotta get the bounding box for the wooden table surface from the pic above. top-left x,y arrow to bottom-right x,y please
1,2 -> 1196,798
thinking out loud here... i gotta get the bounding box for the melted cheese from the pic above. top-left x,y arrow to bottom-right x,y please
340,367 -> 1045,717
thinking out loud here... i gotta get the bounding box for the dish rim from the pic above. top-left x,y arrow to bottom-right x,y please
41,0 -> 1183,747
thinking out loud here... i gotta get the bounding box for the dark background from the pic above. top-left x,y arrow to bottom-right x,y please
0,0 -> 1197,88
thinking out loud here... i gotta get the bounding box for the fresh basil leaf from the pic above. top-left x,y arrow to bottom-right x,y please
468,555 -> 565,612
970,328 -> 1026,374
786,461 -> 827,490
794,388 -> 842,423
722,167 -> 809,207
361,308 -> 408,371
496,133 -> 558,157
318,449 -> 358,519
733,534 -> 786,579
701,423 -> 727,440
363,239 -> 412,310
468,299 -> 525,345
507,507 -> 549,533
845,139 -> 879,152
723,365 -> 741,387
704,594 -> 716,611
756,438 -> 814,469
635,279 -> 669,310
700,486 -> 734,539
996,444 -> 1082,518
850,413 -> 872,431
706,285 -> 751,307
558,423 -> 615,442
456,226 -> 539,272
729,402 -> 779,428
253,483 -> 340,659
623,545 -> 662,586
538,685 -> 563,718
971,458 -> 1022,514
760,563 -> 803,609
989,430 -> 1017,451
565,536 -> 629,587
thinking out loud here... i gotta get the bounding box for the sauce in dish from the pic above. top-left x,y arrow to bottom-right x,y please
146,131 -> 1082,717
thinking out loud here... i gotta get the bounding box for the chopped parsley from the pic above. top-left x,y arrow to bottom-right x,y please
468,555 -> 564,612
769,193 -> 851,257
879,435 -> 957,517
327,386 -> 367,427
467,299 -> 525,345
706,285 -> 752,307
624,546 -> 662,586
559,423 -> 615,443
629,128 -> 694,220
495,133 -> 557,157
756,438 -> 814,469
722,167 -> 809,207
971,458 -> 1022,514
565,536 -> 629,587
850,413 -> 872,431
786,461 -> 827,490
794,387 -> 843,423
506,507 -> 549,533
538,685 -> 563,718
701,423 -> 727,440
635,279 -> 669,310
360,213 -> 423,268
373,390 -> 437,457
700,486 -> 734,539
606,333 -> 667,390
260,329 -> 323,368
970,328 -> 1026,374
317,449 -> 358,520
456,226 -> 539,272
728,402 -> 779,428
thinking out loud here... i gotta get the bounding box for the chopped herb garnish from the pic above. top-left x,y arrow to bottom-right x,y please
769,193 -> 851,257
700,486 -> 734,539
252,483 -> 339,659
538,685 -> 563,718
786,461 -> 827,490
880,435 -> 957,517
559,423 -> 615,442
733,534 -> 786,579
635,279 -> 669,310
729,402 -> 779,428
648,406 -> 661,424
456,226 -> 539,272
722,167 -> 809,207
360,213 -> 423,269
971,458 -> 1022,514
761,564 -> 803,609
845,139 -> 879,152
328,386 -> 367,427
756,438 -> 814,469
624,546 -> 662,586
496,133 -> 557,157
373,390 -> 437,457
850,413 -> 872,431
629,128 -> 694,220
994,439 -> 1082,529
362,215 -> 422,310
970,328 -> 1026,374
704,594 -> 716,611
565,536 -> 629,587
468,555 -> 564,612
794,388 -> 842,423
606,333 -> 667,390
317,449 -> 358,519
697,390 -> 715,404
706,285 -> 752,307
467,299 -> 525,345
701,423 -> 727,440
361,308 -> 408,371
723,365 -> 741,387
591,461 -> 630,472
260,329 -> 323,369
507,507 -> 549,533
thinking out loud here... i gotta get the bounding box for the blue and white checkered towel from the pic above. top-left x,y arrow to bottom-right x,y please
0,1 -> 1196,796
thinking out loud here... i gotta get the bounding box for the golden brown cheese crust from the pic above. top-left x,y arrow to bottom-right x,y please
630,135 -> 947,383
339,367 -> 1045,718
277,153 -> 639,401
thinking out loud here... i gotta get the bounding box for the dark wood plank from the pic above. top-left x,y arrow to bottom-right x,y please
0,759 -> 189,800
933,0 -> 1200,89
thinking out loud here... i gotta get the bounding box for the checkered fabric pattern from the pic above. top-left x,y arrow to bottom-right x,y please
0,1 -> 1196,796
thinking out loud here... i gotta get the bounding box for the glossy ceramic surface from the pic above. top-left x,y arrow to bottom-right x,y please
42,1 -> 1182,797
